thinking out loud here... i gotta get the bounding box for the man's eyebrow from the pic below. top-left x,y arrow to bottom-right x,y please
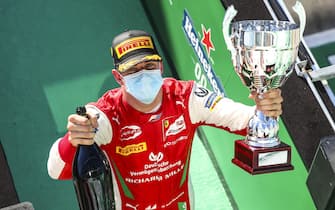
144,62 -> 155,66
125,61 -> 158,73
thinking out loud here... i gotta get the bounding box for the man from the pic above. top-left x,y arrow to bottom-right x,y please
47,30 -> 283,210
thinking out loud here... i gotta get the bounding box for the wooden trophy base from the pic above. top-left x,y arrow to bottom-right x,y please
232,140 -> 294,175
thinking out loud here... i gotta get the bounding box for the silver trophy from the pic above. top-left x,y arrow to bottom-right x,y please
222,2 -> 306,174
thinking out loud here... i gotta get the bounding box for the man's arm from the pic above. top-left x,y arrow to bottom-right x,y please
188,83 -> 283,134
47,105 -> 113,180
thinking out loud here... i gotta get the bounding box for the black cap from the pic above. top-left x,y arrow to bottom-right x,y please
111,30 -> 162,72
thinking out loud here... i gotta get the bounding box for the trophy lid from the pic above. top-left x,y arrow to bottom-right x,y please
231,20 -> 301,49
233,20 -> 299,32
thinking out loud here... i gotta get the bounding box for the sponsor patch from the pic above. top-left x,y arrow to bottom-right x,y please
165,115 -> 186,136
164,120 -> 170,128
148,113 -> 162,122
116,142 -> 147,156
149,152 -> 164,163
164,136 -> 187,148
120,125 -> 142,141
194,86 -> 209,97
114,36 -> 154,59
205,93 -> 222,111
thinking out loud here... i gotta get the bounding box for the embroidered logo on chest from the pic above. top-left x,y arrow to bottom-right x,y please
120,125 -> 142,141
163,115 -> 186,137
116,142 -> 147,156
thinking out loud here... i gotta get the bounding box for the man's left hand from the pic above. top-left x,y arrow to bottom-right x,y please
249,89 -> 283,117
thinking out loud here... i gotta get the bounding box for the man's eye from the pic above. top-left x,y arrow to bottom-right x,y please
126,70 -> 138,74
145,64 -> 156,69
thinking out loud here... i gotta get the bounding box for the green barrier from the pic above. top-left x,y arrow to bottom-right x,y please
142,1 -> 316,209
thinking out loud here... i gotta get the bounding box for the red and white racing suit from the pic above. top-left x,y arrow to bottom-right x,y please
47,78 -> 254,210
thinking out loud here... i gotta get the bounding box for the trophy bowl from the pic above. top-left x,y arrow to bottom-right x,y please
231,20 -> 300,92
222,2 -> 305,174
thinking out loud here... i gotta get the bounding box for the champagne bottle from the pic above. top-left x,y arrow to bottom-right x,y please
72,106 -> 115,210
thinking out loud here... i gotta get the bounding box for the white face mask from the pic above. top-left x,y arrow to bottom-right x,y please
123,69 -> 163,104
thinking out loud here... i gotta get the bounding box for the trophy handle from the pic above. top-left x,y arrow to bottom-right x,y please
222,5 -> 237,56
292,1 -> 306,38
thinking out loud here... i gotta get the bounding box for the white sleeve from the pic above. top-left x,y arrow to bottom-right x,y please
47,138 -> 65,179
188,83 -> 255,132
86,105 -> 113,146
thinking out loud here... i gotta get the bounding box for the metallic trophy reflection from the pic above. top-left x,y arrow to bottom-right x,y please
222,1 -> 306,174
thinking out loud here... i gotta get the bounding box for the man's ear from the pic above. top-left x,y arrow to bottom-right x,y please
112,69 -> 123,85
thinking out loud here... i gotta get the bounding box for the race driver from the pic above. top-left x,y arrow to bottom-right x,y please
47,30 -> 283,210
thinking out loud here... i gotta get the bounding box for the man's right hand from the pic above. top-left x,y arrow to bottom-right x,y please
67,111 -> 99,147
